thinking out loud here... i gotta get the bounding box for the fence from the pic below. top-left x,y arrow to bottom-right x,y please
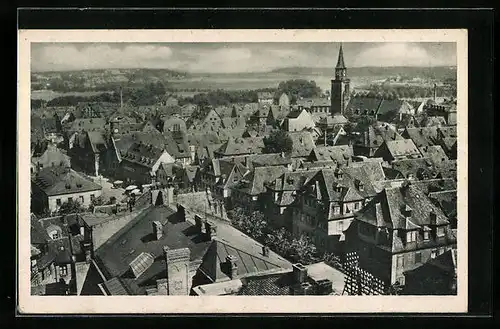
342,264 -> 387,295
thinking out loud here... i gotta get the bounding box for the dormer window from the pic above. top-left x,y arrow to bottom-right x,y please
406,231 -> 417,243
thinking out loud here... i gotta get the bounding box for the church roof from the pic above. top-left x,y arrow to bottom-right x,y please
336,44 -> 346,69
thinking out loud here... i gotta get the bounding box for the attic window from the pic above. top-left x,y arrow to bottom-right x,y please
76,183 -> 82,188
65,183 -> 71,189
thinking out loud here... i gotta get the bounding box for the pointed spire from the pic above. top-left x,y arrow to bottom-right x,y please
336,43 -> 346,69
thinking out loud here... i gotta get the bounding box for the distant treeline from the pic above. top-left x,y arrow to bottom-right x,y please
359,83 -> 456,99
32,79 -> 323,109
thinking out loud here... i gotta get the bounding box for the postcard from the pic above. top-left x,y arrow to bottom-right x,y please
18,29 -> 467,314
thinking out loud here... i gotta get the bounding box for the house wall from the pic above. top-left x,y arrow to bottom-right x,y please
47,189 -> 103,212
286,111 -> 315,132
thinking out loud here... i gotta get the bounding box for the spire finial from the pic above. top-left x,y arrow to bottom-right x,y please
336,43 -> 346,69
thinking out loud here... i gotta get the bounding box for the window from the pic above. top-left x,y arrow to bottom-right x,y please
415,252 -> 422,264
90,194 -> 95,201
59,265 -> 67,276
79,196 -> 84,203
423,231 -> 430,241
337,221 -> 344,232
56,199 -> 62,206
437,227 -> 445,237
354,202 -> 359,210
68,197 -> 73,203
406,231 -> 417,243
431,249 -> 437,259
396,255 -> 405,268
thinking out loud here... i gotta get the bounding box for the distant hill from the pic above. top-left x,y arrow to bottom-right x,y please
270,66 -> 457,79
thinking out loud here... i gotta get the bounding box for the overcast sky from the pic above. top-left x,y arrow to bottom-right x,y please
31,42 -> 457,73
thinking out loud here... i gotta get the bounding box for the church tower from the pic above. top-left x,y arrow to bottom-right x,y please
330,43 -> 351,116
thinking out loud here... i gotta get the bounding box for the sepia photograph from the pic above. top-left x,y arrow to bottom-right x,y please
18,29 -> 468,313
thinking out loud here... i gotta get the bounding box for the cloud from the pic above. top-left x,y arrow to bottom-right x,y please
352,43 -> 453,67
32,44 -> 173,71
31,42 -> 456,73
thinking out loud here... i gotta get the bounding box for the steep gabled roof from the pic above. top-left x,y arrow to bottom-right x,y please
32,167 -> 102,196
197,238 -> 292,283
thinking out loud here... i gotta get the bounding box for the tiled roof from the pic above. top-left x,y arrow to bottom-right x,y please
31,145 -> 70,168
94,205 -> 212,293
345,97 -> 383,114
197,238 -> 292,283
237,271 -> 295,295
216,136 -> 265,156
296,97 -> 330,108
418,145 -> 449,164
355,122 -> 404,149
428,190 -> 457,219
288,131 -> 316,158
421,116 -> 447,127
68,118 -> 106,133
87,131 -> 109,153
356,183 -> 449,231
390,158 -> 435,179
310,145 -> 353,164
402,127 -> 439,148
302,166 -> 378,204
383,139 -> 422,159
245,153 -> 293,168
234,166 -> 288,196
32,167 -> 102,196
120,142 -> 165,168
163,131 -> 191,159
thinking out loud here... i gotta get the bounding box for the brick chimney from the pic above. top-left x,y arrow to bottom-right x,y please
205,221 -> 217,240
292,263 -> 308,284
152,221 -> 163,240
226,255 -> 238,279
163,247 -> 191,295
314,279 -> 333,295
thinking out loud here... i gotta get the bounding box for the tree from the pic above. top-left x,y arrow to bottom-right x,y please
58,199 -> 85,215
263,130 -> 293,154
228,207 -> 268,241
277,79 -> 322,103
264,227 -> 292,255
288,234 -> 317,264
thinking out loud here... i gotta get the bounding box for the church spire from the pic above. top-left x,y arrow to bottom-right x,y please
336,43 -> 346,69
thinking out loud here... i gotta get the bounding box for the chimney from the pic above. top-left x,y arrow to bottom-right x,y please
83,242 -> 92,263
152,221 -> 163,240
205,221 -> 217,240
156,278 -> 169,295
79,225 -> 85,237
226,255 -> 238,279
430,211 -> 437,226
433,83 -> 437,101
404,204 -> 412,218
194,215 -> 203,234
292,263 -> 308,284
315,279 -> 333,295
292,281 -> 314,295
120,87 -> 123,109
262,245 -> 270,257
